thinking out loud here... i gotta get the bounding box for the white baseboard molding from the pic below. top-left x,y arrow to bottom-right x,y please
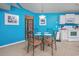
0,40 -> 25,48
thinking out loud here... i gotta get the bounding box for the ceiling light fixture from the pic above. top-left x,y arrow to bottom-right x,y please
39,3 -> 46,26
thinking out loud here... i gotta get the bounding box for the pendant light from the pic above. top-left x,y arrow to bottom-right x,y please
39,3 -> 46,26
40,3 -> 46,18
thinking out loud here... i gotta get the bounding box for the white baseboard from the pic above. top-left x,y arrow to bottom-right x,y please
0,40 -> 25,48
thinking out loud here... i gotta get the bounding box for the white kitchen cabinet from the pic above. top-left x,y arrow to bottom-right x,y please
56,32 -> 60,40
60,29 -> 79,41
75,15 -> 79,24
60,30 -> 68,41
65,14 -> 75,24
60,14 -> 79,24
60,15 -> 65,24
65,14 -> 75,18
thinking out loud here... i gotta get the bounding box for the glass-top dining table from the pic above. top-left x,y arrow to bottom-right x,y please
34,32 -> 56,55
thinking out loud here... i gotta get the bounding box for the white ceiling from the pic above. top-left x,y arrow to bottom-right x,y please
11,3 -> 20,8
19,3 -> 79,13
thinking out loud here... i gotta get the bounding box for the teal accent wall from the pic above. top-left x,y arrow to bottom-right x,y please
34,13 -> 59,32
0,6 -> 34,46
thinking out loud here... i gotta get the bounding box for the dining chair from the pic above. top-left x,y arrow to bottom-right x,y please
43,31 -> 54,55
27,28 -> 43,56
52,30 -> 57,50
44,29 -> 57,55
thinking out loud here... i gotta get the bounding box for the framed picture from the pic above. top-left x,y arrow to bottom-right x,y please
5,13 -> 19,25
39,15 -> 46,26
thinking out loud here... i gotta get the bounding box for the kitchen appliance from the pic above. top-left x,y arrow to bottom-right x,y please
68,29 -> 79,41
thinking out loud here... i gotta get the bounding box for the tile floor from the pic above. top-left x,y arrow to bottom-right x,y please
0,41 -> 79,56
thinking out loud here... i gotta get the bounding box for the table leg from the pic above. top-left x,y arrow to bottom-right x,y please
27,40 -> 29,53
42,36 -> 44,51
51,40 -> 53,56
54,36 -> 57,50
33,36 -> 34,56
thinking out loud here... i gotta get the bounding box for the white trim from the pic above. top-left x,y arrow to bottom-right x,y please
0,40 -> 25,48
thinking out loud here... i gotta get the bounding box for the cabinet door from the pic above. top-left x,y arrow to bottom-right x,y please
65,14 -> 75,24
60,15 -> 65,24
61,30 -> 68,41
75,15 -> 79,24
